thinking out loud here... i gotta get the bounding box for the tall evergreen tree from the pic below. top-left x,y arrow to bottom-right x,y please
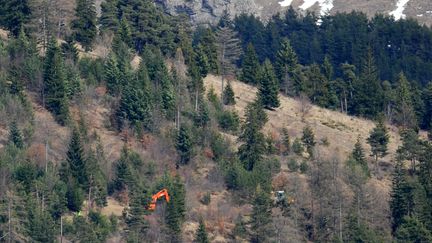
194,44 -> 210,78
394,73 -> 416,128
250,185 -> 273,243
395,216 -> 432,242
199,29 -> 219,74
194,218 -> 209,243
223,81 -> 236,105
175,126 -> 193,168
8,121 -> 24,149
0,0 -> 31,36
240,43 -> 260,85
390,159 -> 413,232
43,38 -> 69,125
72,0 -> 97,51
238,100 -> 268,171
367,119 -> 390,172
258,59 -> 280,109
126,187 -> 150,240
164,175 -> 186,242
66,128 -> 88,187
99,0 -> 119,34
275,38 -> 300,95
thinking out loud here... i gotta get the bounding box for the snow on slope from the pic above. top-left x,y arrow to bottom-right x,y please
278,0 -> 293,7
299,0 -> 334,17
389,0 -> 411,20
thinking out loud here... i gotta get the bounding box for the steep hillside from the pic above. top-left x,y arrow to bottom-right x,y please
157,0 -> 432,26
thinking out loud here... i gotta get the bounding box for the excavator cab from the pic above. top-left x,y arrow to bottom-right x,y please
147,189 -> 170,211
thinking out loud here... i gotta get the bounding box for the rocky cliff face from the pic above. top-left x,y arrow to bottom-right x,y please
155,0 -> 432,26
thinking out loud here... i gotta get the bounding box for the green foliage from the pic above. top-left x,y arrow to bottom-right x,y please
0,0 -> 31,36
349,137 -> 370,177
163,175 -> 186,242
27,204 -> 56,242
222,81 -> 236,105
240,43 -> 260,84
43,38 -> 69,125
99,0 -> 119,34
395,216 -> 432,242
114,147 -> 138,191
238,100 -> 268,171
8,121 -> 24,149
292,137 -> 303,156
194,44 -> 210,78
287,159 -> 299,172
250,185 -> 274,243
275,38 -> 301,96
302,126 -> 316,158
199,192 -> 211,206
72,0 -> 97,51
66,128 -> 88,187
390,160 -> 413,232
299,161 -> 309,174
66,182 -> 84,212
281,128 -> 291,155
126,187 -> 150,240
176,126 -> 193,167
217,110 -> 240,133
194,218 -> 210,243
258,59 -> 280,109
367,120 -> 390,162
344,210 -> 382,243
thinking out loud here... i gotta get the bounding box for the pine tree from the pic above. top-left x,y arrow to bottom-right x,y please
281,128 -> 291,155
43,37 -> 69,125
223,81 -> 236,105
394,73 -> 416,128
200,29 -> 219,74
0,0 -> 31,36
275,38 -> 299,96
165,175 -> 186,242
390,159 -> 413,232
72,0 -> 97,51
350,137 -> 369,176
395,216 -> 432,242
99,0 -> 119,34
66,128 -> 88,187
302,125 -> 316,158
258,59 -> 280,109
367,119 -> 390,172
126,187 -> 149,240
238,100 -> 268,171
8,121 -> 24,149
104,52 -> 121,95
250,185 -> 274,243
194,218 -> 209,243
240,43 -> 260,85
175,126 -> 193,168
194,44 -> 210,78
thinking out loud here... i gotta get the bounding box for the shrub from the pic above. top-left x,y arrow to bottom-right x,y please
292,138 -> 303,155
200,192 -> 211,205
217,110 -> 240,133
299,161 -> 309,174
287,159 -> 299,172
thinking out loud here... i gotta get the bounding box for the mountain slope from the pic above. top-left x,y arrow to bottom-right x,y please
157,0 -> 432,26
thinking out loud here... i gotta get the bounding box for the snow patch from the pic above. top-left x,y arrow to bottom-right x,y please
278,0 -> 293,7
389,0 -> 411,20
417,14 -> 424,17
299,0 -> 334,17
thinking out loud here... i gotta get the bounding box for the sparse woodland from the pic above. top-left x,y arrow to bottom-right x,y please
0,1 -> 431,242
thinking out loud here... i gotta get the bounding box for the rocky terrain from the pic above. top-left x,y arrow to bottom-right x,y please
155,0 -> 432,26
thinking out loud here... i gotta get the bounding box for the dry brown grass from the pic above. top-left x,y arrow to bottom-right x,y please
204,74 -> 401,162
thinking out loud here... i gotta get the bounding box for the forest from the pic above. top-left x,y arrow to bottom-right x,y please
0,0 -> 431,242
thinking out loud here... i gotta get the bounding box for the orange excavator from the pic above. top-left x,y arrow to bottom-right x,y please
148,189 -> 170,210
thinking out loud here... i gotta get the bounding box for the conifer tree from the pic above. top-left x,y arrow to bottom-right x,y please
390,159 -> 413,232
394,73 -> 416,128
194,44 -> 210,78
240,43 -> 260,85
0,0 -> 31,36
367,119 -> 390,172
43,38 -> 69,125
8,121 -> 24,149
350,137 -> 369,176
395,216 -> 432,242
250,185 -> 273,243
238,100 -> 268,171
175,126 -> 193,168
200,29 -> 219,74
67,128 -> 88,187
223,81 -> 236,105
72,0 -> 97,51
281,128 -> 291,155
104,52 -> 121,95
302,125 -> 316,158
194,218 -> 209,243
165,175 -> 186,242
99,0 -> 119,34
126,187 -> 149,240
275,38 -> 299,95
258,59 -> 280,109
114,147 -> 135,191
